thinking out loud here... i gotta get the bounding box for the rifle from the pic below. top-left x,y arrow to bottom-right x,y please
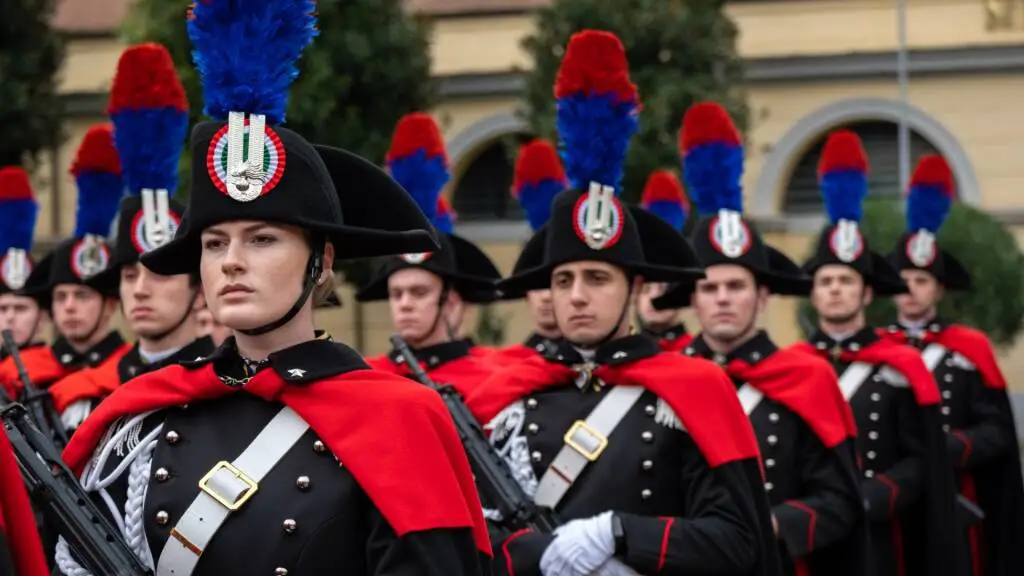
1,329 -> 69,448
3,403 -> 153,575
389,335 -> 559,532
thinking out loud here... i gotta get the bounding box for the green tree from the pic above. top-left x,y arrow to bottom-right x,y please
474,305 -> 509,346
0,0 -> 65,167
123,0 -> 436,201
521,0 -> 748,202
797,199 -> 1024,348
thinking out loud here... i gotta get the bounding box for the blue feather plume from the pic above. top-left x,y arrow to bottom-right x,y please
75,172 -> 124,238
554,30 -> 639,192
679,103 -> 744,217
906,155 -> 954,233
817,130 -> 869,224
0,168 -> 38,253
388,152 -> 449,221
188,0 -> 318,124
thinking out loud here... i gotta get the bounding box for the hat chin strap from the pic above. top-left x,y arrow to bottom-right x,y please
238,243 -> 325,337
144,288 -> 200,343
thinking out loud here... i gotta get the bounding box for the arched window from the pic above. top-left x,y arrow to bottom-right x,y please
783,121 -> 942,213
451,133 -> 533,222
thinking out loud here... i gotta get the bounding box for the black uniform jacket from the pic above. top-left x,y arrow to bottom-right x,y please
0,331 -> 126,398
366,338 -> 494,398
466,335 -> 783,576
794,328 -> 959,576
687,331 -> 869,576
60,337 -> 490,575
49,337 -> 216,419
882,320 -> 1024,576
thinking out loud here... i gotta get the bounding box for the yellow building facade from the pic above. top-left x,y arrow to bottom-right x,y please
40,0 -> 1024,378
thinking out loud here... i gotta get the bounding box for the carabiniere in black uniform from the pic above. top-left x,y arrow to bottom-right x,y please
800,199 -> 958,576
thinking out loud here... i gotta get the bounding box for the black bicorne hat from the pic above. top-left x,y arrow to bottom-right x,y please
498,185 -> 705,296
651,212 -> 811,310
21,124 -> 125,306
355,231 -> 501,304
86,196 -> 187,295
801,130 -> 907,297
141,124 -> 437,276
885,155 -> 971,291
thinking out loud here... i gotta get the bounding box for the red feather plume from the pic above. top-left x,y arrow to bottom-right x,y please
909,154 -> 954,196
437,196 -> 455,217
817,130 -> 869,178
641,170 -> 687,205
554,30 -> 637,103
106,42 -> 188,113
0,167 -> 34,200
512,139 -> 567,196
679,102 -> 741,153
385,112 -> 448,163
70,124 -> 123,176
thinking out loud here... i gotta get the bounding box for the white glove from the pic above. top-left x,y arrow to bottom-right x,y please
61,399 -> 92,432
594,558 -> 639,576
540,511 -> 616,576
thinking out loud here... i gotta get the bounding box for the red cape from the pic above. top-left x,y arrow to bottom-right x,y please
466,353 -> 762,468
0,346 -> 74,398
49,346 -> 131,412
0,429 -> 48,576
790,338 -> 941,406
725,348 -> 857,448
878,325 -> 1007,390
366,353 -> 494,398
62,363 -> 491,555
658,332 -> 693,353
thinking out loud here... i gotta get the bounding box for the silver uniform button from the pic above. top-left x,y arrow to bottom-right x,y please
944,374 -> 953,383
296,476 -> 311,491
644,404 -> 656,416
768,413 -> 779,423
527,423 -> 539,434
765,482 -> 774,491
641,431 -> 654,442
282,519 -> 297,534
865,470 -> 875,478
868,431 -> 879,440
867,451 -> 876,459
871,393 -> 881,402
526,398 -> 538,409
765,458 -> 775,468
767,435 -> 778,445
275,569 -> 289,576
164,430 -> 180,444
642,460 -> 653,471
942,390 -> 952,399
941,406 -> 951,416
640,489 -> 652,499
870,413 -> 879,421
155,511 -> 169,525
313,440 -> 326,453
154,467 -> 169,482
531,451 -> 542,462
943,424 -> 951,432
849,342 -> 860,352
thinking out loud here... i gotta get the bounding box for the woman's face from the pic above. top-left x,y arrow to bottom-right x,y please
200,220 -> 311,331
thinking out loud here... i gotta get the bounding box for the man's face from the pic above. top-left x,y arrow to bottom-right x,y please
388,268 -> 450,343
894,269 -> 943,320
51,284 -> 111,342
525,289 -> 558,334
0,293 -> 44,346
551,260 -> 635,347
810,264 -> 871,323
120,262 -> 196,340
691,264 -> 766,344
636,282 -> 680,331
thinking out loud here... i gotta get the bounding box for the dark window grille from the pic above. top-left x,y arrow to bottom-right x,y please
452,133 -> 533,221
